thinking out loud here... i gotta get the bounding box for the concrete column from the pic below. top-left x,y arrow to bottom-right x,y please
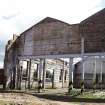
19,66 -> 23,89
68,57 -> 73,92
52,69 -> 55,88
93,59 -> 97,90
42,59 -> 46,89
25,61 -> 29,89
37,58 -> 43,92
16,59 -> 20,89
53,59 -> 61,88
10,66 -> 16,89
37,64 -> 39,80
81,37 -> 85,80
16,59 -> 22,90
100,61 -> 103,90
81,37 -> 85,93
81,58 -> 85,93
81,58 -> 85,81
28,59 -> 31,89
94,60 -> 97,81
39,59 -> 43,81
15,60 -> 18,89
62,61 -> 65,88
36,63 -> 39,82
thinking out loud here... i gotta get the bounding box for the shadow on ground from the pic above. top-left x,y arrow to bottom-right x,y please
1,90 -> 105,103
33,94 -> 105,103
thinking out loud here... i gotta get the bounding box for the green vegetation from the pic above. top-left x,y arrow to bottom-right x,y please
67,89 -> 105,99
67,89 -> 80,97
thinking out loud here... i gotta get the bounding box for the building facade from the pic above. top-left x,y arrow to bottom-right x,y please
4,8 -> 105,89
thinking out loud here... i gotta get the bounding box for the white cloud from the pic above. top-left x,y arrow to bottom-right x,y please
0,0 -> 103,21
0,0 -> 103,40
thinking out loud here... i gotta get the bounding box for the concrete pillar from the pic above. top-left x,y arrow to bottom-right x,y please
16,59 -> 20,89
38,59 -> 43,81
25,61 -> 29,89
81,37 -> 85,80
37,64 -> 39,81
28,59 -> 31,89
10,69 -> 13,89
62,61 -> 65,88
16,59 -> 22,90
100,61 -> 103,90
81,37 -> 85,93
53,59 -> 61,88
81,58 -> 85,82
93,59 -> 97,90
81,60 -> 85,93
52,69 -> 55,88
94,60 -> 97,81
35,63 -> 39,86
37,58 -> 43,92
42,59 -> 46,89
10,66 -> 16,89
15,60 -> 18,89
19,66 -> 23,89
68,57 -> 73,92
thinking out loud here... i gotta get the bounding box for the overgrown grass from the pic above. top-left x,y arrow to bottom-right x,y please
66,89 -> 81,97
67,89 -> 105,99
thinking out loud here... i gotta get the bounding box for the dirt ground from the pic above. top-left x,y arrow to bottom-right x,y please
0,93 -> 74,105
0,93 -> 104,105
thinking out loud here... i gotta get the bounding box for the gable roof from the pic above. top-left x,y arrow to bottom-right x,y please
37,17 -> 71,25
81,8 -> 105,24
20,17 -> 71,35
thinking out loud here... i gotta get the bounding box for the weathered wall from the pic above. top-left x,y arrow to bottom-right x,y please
80,8 -> 105,53
7,9 -> 105,58
32,22 -> 80,55
12,17 -> 80,57
74,59 -> 105,88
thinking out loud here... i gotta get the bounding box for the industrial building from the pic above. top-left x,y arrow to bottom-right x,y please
4,8 -> 105,90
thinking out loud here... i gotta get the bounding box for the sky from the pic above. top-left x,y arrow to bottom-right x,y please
0,0 -> 105,68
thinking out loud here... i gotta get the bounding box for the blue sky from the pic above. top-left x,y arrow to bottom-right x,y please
0,0 -> 105,68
